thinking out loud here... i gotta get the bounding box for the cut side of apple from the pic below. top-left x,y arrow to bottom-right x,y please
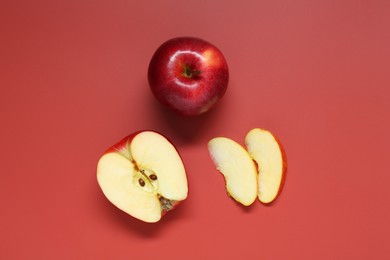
208,137 -> 257,206
97,131 -> 188,223
245,128 -> 287,204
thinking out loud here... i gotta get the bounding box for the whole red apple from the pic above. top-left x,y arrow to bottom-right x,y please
148,37 -> 229,116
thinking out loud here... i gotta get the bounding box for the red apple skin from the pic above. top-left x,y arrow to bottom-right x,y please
100,131 -> 187,217
148,37 -> 229,116
103,131 -> 141,155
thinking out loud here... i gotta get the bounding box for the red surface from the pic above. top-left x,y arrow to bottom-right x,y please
1,1 -> 390,259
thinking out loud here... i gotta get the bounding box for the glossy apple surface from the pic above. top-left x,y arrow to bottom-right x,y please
148,37 -> 229,116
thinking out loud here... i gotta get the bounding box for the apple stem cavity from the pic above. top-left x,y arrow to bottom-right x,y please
182,65 -> 201,78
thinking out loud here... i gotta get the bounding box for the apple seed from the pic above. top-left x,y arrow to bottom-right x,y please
138,178 -> 146,187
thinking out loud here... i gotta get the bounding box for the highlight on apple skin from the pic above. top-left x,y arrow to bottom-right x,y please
208,128 -> 287,206
97,131 -> 188,223
148,37 -> 229,116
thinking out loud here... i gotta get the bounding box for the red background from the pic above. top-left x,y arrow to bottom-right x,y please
1,1 -> 390,259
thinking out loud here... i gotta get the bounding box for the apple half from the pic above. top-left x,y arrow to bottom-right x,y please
208,128 -> 287,206
97,131 -> 188,223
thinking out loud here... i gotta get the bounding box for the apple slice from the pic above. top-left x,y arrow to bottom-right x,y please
208,137 -> 257,206
97,131 -> 188,223
245,128 -> 287,204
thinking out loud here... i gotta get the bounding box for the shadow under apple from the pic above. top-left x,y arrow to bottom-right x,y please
150,94 -> 226,146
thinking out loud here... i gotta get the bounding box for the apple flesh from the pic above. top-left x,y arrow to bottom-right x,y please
97,131 -> 188,223
148,37 -> 229,116
245,128 -> 287,204
208,137 -> 257,206
208,128 -> 287,206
